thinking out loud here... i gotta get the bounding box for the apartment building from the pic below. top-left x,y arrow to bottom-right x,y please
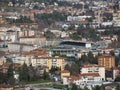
61,70 -> 70,79
98,54 -> 115,70
80,64 -> 105,81
34,56 -> 67,70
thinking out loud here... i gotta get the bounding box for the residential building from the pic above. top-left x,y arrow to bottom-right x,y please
19,30 -> 35,37
79,73 -> 103,82
62,76 -> 80,85
8,43 -> 37,52
97,48 -> 114,54
113,67 -> 120,80
80,64 -> 105,80
11,47 -> 49,66
61,70 -> 70,79
34,56 -> 67,70
0,57 -> 6,65
98,54 -> 115,70
19,36 -> 46,45
10,49 -> 66,70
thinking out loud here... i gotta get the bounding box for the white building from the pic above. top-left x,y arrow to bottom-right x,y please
8,43 -> 37,52
67,15 -> 92,21
80,64 -> 105,81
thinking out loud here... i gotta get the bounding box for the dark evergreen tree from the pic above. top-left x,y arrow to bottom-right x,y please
19,63 -> 29,81
7,64 -> 14,80
43,70 -> 50,80
84,86 -> 89,90
7,64 -> 15,85
71,84 -> 78,90
49,66 -> 60,74
115,76 -> 120,82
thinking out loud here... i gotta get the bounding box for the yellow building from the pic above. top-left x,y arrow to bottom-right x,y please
61,70 -> 70,79
0,57 -> 6,65
35,56 -> 67,71
98,54 -> 115,70
0,16 -> 3,24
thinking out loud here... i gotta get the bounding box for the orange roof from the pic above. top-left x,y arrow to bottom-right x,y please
79,73 -> 100,77
64,76 -> 80,81
21,51 -> 48,56
99,54 -> 115,58
61,70 -> 70,73
82,64 -> 104,68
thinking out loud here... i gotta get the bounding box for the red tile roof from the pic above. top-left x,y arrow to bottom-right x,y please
61,70 -> 70,73
82,64 -> 104,68
79,73 -> 100,77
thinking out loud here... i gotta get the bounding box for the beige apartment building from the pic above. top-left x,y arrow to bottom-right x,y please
98,54 -> 115,70
33,56 -> 67,70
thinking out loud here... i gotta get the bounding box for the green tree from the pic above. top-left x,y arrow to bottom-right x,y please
44,31 -> 56,39
116,85 -> 120,90
100,85 -> 105,90
65,63 -> 79,76
68,25 -> 75,30
0,72 -> 7,84
6,58 -> 13,62
70,32 -> 81,40
80,54 -> 89,63
84,86 -> 89,90
88,51 -> 97,64
71,84 -> 78,90
92,85 -> 101,90
19,63 -> 29,82
49,66 -> 60,74
43,70 -> 50,80
115,76 -> 120,82
7,64 -> 15,85
7,64 -> 14,79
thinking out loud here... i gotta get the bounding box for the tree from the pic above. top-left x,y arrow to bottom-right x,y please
68,25 -> 75,30
0,72 -> 7,84
71,84 -> 78,90
6,58 -> 13,62
84,86 -> 89,90
88,51 -> 97,64
49,66 -> 60,74
80,54 -> 89,63
7,64 -> 15,85
116,85 -> 120,90
115,76 -> 120,82
7,64 -> 14,79
70,32 -> 81,40
19,63 -> 29,82
43,70 -> 50,80
44,31 -> 56,39
92,85 -> 102,90
65,63 -> 79,76
100,85 -> 105,90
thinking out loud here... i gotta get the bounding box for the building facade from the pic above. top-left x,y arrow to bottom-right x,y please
98,54 -> 115,70
34,56 -> 67,70
80,64 -> 105,80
